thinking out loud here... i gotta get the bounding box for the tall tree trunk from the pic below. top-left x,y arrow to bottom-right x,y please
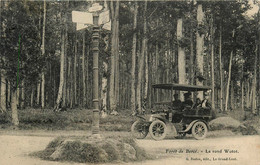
231,81 -> 234,110
241,80 -> 244,117
155,42 -> 159,83
219,26 -> 223,112
252,9 -> 259,113
177,17 -> 186,101
114,0 -> 120,109
136,46 -> 144,113
70,56 -> 73,109
241,64 -> 244,113
0,3 -> 6,111
78,53 -> 82,107
0,2 -> 7,112
144,38 -> 148,109
210,16 -> 215,110
131,1 -> 138,114
249,83 -> 253,107
155,41 -> 159,103
224,52 -> 233,112
31,86 -> 34,107
196,4 -> 205,100
258,5 -> 260,115
36,83 -> 40,105
21,80 -> 25,109
41,0 -> 46,108
86,45 -> 89,107
67,57 -> 71,107
148,48 -> 152,108
196,4 -> 204,100
0,72 -> 6,112
74,36 -> 77,106
7,81 -> 10,108
49,63 -> 52,107
17,86 -> 20,107
54,30 -> 65,111
53,66 -> 56,107
224,30 -> 235,112
11,88 -> 19,126
82,32 -> 86,107
205,46 -> 210,86
246,80 -> 250,108
190,25 -> 194,85
36,5 -> 41,106
109,0 -> 116,112
136,0 -> 147,114
62,28 -> 68,108
189,3 -> 194,86
252,46 -> 257,114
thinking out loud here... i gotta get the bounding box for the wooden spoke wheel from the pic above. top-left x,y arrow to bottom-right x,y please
192,121 -> 208,140
149,120 -> 167,140
131,120 -> 148,139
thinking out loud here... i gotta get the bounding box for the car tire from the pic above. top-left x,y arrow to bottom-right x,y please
149,120 -> 167,141
131,120 -> 148,139
192,121 -> 208,140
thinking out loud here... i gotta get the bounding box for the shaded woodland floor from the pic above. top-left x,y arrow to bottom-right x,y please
0,108 -> 259,134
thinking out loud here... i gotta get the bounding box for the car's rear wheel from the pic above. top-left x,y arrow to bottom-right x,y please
131,120 -> 148,139
149,120 -> 167,140
192,121 -> 208,140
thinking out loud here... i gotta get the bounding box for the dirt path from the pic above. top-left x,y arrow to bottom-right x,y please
0,135 -> 73,165
134,136 -> 260,165
0,130 -> 259,165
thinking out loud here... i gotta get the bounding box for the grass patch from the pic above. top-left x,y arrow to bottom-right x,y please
0,108 -> 135,131
101,142 -> 121,161
32,136 -> 150,163
119,137 -> 149,161
31,136 -> 65,159
59,140 -> 105,163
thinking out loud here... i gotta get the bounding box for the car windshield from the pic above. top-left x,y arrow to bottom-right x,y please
152,83 -> 211,104
152,83 -> 211,91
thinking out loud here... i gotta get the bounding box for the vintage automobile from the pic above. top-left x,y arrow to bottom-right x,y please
131,83 -> 214,140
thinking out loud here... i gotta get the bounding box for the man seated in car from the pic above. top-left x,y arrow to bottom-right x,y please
172,94 -> 182,109
170,93 -> 183,121
183,92 -> 193,108
201,93 -> 211,108
192,98 -> 202,109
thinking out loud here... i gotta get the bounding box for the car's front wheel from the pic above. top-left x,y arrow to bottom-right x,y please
191,121 -> 208,140
149,120 -> 167,140
131,120 -> 148,139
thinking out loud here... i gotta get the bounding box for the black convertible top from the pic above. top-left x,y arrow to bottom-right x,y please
152,83 -> 211,91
